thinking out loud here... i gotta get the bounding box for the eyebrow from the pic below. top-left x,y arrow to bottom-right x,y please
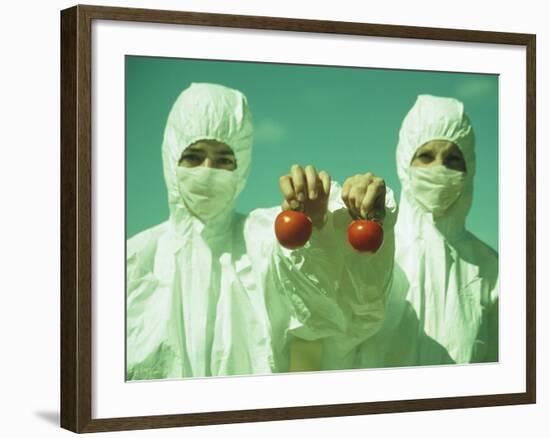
182,147 -> 204,154
415,144 -> 462,154
414,147 -> 433,156
183,147 -> 235,156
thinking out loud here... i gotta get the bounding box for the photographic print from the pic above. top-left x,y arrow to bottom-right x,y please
125,56 -> 499,381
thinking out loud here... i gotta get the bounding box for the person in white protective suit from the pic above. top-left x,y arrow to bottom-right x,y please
358,94 -> 499,368
126,82 -> 398,380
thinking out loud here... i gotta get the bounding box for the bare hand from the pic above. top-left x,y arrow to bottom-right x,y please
341,173 -> 386,222
279,164 -> 331,228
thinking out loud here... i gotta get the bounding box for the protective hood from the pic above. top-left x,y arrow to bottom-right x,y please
161,82 -> 254,226
377,94 -> 499,366
396,94 -> 476,238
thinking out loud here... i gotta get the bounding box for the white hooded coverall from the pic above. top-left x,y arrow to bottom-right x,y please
359,95 -> 499,367
126,83 -> 397,379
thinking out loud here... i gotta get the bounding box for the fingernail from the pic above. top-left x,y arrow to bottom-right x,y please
310,190 -> 317,200
297,193 -> 305,202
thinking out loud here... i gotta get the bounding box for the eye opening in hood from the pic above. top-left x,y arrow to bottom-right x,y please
177,139 -> 238,171
410,139 -> 467,173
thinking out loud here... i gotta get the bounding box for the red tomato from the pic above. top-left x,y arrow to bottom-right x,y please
274,210 -> 313,249
347,220 -> 384,252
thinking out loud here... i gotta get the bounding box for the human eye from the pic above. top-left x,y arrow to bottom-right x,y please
417,152 -> 433,162
215,156 -> 237,169
446,154 -> 465,166
179,153 -> 203,166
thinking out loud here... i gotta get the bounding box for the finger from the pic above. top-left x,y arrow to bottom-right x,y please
370,195 -> 386,223
304,165 -> 318,200
281,199 -> 291,211
371,179 -> 387,222
318,170 -> 331,199
354,173 -> 374,217
279,175 -> 300,210
374,178 -> 386,210
341,177 -> 354,212
348,182 -> 368,218
340,176 -> 355,213
352,173 -> 373,216
290,164 -> 306,202
360,178 -> 385,218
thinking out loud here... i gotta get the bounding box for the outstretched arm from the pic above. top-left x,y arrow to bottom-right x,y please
264,168 -> 397,371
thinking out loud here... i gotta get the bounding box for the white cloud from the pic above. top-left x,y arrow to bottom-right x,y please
254,119 -> 288,145
455,78 -> 497,100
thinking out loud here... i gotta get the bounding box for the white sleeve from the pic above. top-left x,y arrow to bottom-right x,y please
126,224 -> 176,380
263,182 -> 397,355
324,184 -> 397,355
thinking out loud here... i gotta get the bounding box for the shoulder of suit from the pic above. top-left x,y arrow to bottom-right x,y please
126,221 -> 169,259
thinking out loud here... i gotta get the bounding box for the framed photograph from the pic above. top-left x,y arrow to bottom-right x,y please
60,4 -> 536,433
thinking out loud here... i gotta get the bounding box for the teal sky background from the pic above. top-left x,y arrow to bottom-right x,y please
126,56 -> 499,251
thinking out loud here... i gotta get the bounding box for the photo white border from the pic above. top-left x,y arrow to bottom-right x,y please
92,20 -> 526,419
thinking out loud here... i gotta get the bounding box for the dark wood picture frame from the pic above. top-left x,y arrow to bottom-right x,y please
60,4 -> 536,433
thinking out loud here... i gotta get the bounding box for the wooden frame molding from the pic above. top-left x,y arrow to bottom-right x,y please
60,4 -> 536,433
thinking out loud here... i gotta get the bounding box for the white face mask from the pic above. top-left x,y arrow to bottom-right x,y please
176,166 -> 239,221
408,166 -> 466,218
